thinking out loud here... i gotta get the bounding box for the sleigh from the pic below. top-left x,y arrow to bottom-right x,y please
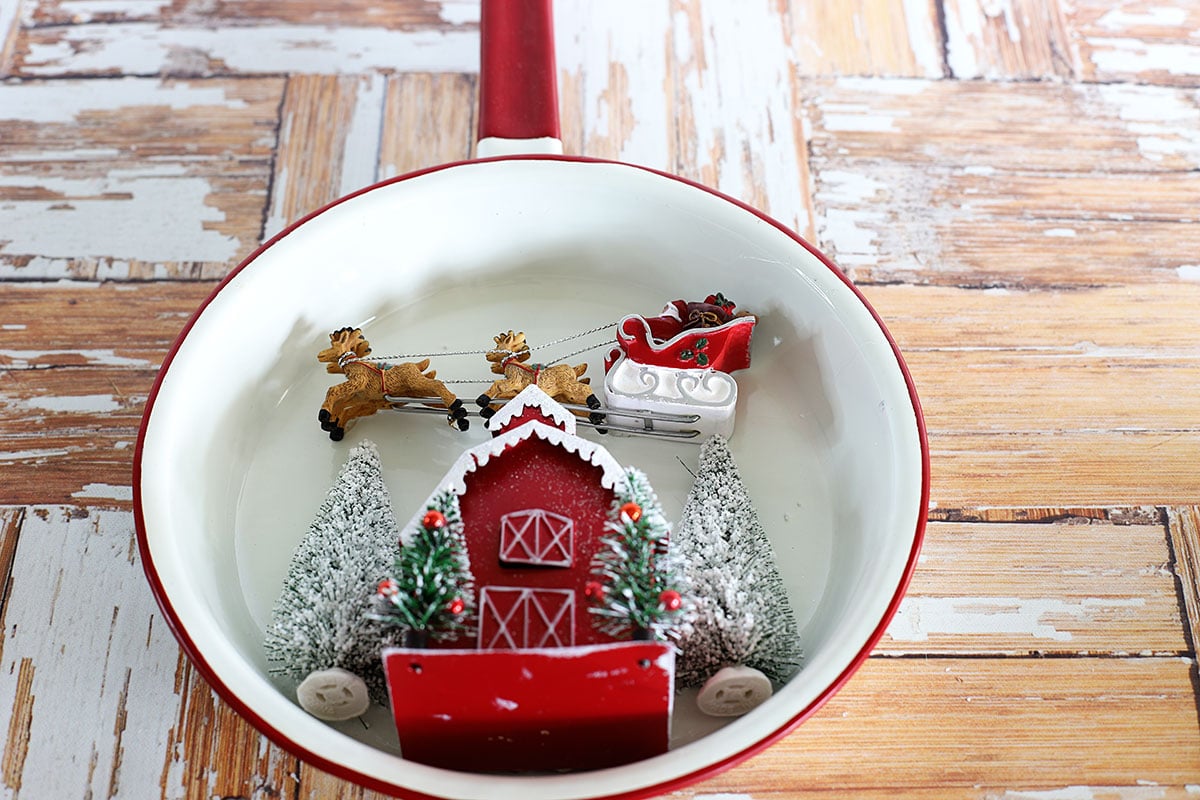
602,297 -> 757,440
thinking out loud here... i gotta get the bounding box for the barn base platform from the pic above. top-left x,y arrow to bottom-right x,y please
382,641 -> 675,772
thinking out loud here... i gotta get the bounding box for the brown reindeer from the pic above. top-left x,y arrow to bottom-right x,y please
475,330 -> 603,424
317,327 -> 467,441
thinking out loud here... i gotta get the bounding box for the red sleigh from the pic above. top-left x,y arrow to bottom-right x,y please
604,294 -> 757,376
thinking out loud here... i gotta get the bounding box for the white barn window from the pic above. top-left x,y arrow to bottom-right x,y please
499,508 -> 573,567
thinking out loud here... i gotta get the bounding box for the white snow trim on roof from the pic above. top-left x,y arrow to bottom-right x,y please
485,384 -> 577,434
400,420 -> 630,536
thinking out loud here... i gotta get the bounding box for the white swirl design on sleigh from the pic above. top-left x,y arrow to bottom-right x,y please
603,299 -> 756,440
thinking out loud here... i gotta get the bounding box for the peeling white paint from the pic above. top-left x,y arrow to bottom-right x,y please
438,1 -> 480,26
1096,6 -> 1189,31
818,208 -> 887,267
1044,228 -> 1077,237
818,170 -> 888,205
0,349 -> 152,368
888,596 -> 1148,642
2,324 -> 27,330
71,483 -> 134,501
0,77 -> 248,123
556,0 -> 811,235
902,0 -> 944,77
555,1 -> 671,165
0,448 -> 72,462
20,394 -> 122,414
1087,37 -> 1200,79
338,73 -> 387,196
36,0 -> 173,23
835,76 -> 930,96
963,165 -> 997,176
943,0 -> 982,78
819,102 -> 904,133
1094,83 -> 1200,167
20,23 -> 479,76
0,167 -> 240,263
1004,787 -> 1169,800
1177,264 -> 1200,281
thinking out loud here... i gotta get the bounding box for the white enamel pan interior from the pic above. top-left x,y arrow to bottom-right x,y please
134,4 -> 929,799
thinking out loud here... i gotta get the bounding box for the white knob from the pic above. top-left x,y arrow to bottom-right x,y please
696,665 -> 773,717
296,668 -> 370,721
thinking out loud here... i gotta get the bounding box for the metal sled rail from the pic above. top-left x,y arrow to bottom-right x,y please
384,396 -> 702,440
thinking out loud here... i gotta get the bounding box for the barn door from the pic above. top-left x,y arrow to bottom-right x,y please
478,587 -> 575,649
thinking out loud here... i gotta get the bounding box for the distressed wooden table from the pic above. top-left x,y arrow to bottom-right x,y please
3,0 -> 1200,797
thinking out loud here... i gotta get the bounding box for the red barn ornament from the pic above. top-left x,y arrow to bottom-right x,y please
382,385 -> 677,772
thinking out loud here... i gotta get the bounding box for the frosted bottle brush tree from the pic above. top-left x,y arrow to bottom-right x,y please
372,488 -> 476,648
673,435 -> 802,696
263,440 -> 402,720
588,467 -> 691,641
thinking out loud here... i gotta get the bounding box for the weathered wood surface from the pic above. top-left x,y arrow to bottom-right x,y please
1,0 -> 1199,797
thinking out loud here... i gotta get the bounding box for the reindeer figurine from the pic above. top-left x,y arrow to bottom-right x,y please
317,327 -> 468,441
475,330 -> 604,425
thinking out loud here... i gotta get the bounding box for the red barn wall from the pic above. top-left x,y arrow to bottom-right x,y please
451,434 -> 619,648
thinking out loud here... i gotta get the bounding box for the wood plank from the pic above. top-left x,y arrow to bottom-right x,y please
0,507 -> 296,798
927,432 -> 1200,509
785,0 -> 945,78
862,282 -> 1200,506
0,78 -> 282,281
1167,507 -> 1200,658
802,78 -> 1200,286
0,282 -> 215,506
263,73 -> 387,239
556,0 -> 815,240
942,0 -> 1074,79
0,280 -> 211,362
0,366 -> 154,505
24,0 -> 474,28
879,517 -> 1188,655
378,72 -> 475,179
1068,0 -> 1200,85
11,21 -> 478,77
685,657 -> 1200,794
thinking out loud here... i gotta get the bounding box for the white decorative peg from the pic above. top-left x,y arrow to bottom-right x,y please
297,667 -> 371,720
696,665 -> 773,717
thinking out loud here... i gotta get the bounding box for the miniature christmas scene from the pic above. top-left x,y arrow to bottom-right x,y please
262,292 -> 805,773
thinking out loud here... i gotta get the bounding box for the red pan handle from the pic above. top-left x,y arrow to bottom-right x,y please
477,0 -> 563,157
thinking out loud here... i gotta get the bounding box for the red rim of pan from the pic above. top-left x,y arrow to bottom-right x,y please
133,153 -> 931,800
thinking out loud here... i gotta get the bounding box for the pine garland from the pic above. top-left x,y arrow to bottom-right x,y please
371,489 -> 475,646
263,440 -> 402,705
588,468 -> 692,641
673,435 -> 802,686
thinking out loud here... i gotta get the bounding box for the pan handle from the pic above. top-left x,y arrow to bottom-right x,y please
476,0 -> 563,158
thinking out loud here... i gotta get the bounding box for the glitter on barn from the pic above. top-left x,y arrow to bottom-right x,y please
382,385 -> 675,772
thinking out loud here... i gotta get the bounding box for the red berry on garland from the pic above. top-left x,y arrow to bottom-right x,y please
659,590 -> 683,612
446,597 -> 465,615
619,502 -> 643,524
422,509 -> 447,530
377,578 -> 398,598
584,580 -> 606,601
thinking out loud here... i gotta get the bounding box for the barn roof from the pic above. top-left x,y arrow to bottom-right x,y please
485,385 -> 577,434
399,390 -> 628,538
